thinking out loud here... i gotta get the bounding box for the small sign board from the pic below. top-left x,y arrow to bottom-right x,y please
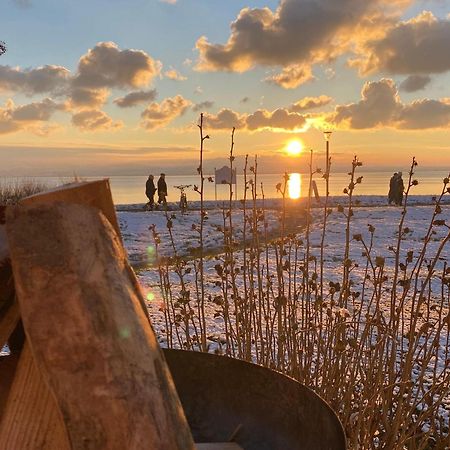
215,166 -> 237,185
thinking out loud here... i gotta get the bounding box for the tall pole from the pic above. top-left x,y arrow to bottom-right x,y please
324,131 -> 332,197
320,131 -> 332,300
214,167 -> 217,201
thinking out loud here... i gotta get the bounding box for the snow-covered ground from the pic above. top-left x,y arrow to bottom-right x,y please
120,195 -> 450,433
121,200 -> 449,292
118,194 -> 449,265
118,206 -> 284,265
121,199 -> 449,359
116,194 -> 450,213
310,204 -> 449,287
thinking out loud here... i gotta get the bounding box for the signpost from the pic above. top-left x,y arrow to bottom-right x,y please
214,166 -> 237,201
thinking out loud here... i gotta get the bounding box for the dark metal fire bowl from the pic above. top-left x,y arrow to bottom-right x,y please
163,349 -> 346,450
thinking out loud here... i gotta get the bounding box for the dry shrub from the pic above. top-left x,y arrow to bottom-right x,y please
151,121 -> 450,449
0,179 -> 48,205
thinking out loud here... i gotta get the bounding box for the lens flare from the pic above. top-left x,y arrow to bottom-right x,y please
146,245 -> 156,264
119,327 -> 131,339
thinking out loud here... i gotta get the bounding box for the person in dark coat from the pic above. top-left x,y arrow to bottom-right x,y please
145,175 -> 156,210
395,172 -> 404,206
157,173 -> 168,206
388,172 -> 398,205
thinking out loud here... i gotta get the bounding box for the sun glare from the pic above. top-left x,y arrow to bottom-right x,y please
286,140 -> 303,156
288,173 -> 301,199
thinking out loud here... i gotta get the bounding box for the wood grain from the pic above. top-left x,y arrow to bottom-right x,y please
20,180 -> 120,238
0,300 -> 19,349
0,342 -> 70,449
6,202 -> 194,450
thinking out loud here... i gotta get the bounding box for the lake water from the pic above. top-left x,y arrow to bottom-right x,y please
1,170 -> 448,204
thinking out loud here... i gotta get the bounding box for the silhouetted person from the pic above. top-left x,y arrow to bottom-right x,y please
388,172 -> 398,205
157,173 -> 168,207
396,172 -> 404,206
145,174 -> 156,210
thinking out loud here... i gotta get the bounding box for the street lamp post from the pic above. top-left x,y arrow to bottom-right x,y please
323,131 -> 332,196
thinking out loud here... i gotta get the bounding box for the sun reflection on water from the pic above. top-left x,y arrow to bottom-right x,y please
288,173 -> 301,199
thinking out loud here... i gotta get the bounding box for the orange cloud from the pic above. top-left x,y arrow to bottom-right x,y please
67,87 -> 109,109
113,89 -> 157,108
164,69 -> 187,81
74,41 -> 160,89
141,95 -> 192,130
71,110 -> 123,132
0,65 -> 70,95
351,12 -> 450,76
327,79 -> 450,130
265,64 -> 314,89
0,98 -> 65,135
290,95 -> 333,112
195,0 -> 413,87
204,107 -> 309,132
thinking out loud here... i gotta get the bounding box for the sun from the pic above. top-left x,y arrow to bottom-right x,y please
285,139 -> 303,156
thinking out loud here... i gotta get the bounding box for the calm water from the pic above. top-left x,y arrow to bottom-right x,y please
1,171 -> 448,204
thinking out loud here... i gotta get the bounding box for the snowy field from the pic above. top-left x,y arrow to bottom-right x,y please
121,199 -> 449,337
119,195 -> 449,282
120,194 -> 450,433
118,205 -> 284,264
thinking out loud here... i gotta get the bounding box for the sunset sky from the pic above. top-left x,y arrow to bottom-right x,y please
1,0 -> 449,176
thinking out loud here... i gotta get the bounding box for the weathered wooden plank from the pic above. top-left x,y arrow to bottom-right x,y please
0,352 -> 20,419
6,202 -> 194,450
0,300 -> 19,349
0,342 -> 70,449
20,180 -> 121,237
0,319 -> 25,419
20,179 -> 148,318
0,206 -> 13,313
195,444 -> 243,450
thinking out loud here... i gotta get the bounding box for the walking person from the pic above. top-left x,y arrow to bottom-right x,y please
395,172 -> 404,206
157,173 -> 168,207
388,172 -> 398,205
145,174 -> 156,211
